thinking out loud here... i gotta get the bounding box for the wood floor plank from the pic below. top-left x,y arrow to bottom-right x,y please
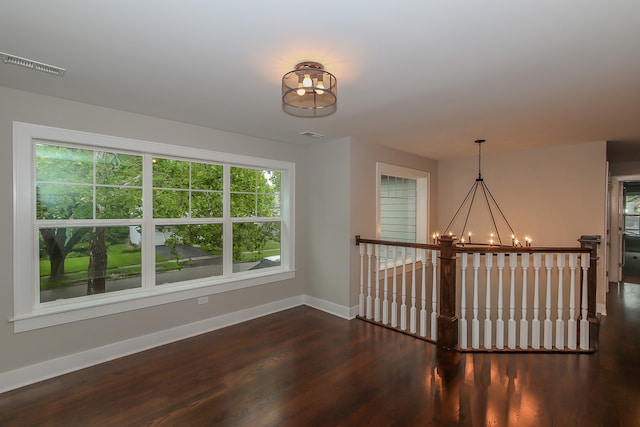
1,283 -> 639,426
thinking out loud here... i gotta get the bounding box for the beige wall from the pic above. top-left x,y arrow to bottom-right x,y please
609,161 -> 640,176
0,86 -> 308,374
303,137 -> 439,310
437,142 -> 607,246
304,138 -> 351,306
438,141 -> 608,308
349,138 -> 439,307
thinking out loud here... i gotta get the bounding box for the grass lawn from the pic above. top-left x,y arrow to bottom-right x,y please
40,244 -> 144,276
40,243 -> 166,290
40,241 -> 280,289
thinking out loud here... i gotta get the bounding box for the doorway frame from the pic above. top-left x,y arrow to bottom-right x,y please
609,174 -> 640,286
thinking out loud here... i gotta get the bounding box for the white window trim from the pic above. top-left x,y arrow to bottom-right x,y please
12,122 -> 295,332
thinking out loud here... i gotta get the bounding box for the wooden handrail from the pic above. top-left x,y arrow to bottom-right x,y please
356,235 -> 590,254
355,235 -> 438,250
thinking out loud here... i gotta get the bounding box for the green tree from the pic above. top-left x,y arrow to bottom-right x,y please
37,149 -> 280,293
36,144 -> 142,290
86,151 -> 142,294
36,145 -> 94,280
230,168 -> 280,261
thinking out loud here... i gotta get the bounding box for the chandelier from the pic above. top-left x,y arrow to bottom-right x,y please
282,61 -> 337,117
441,139 -> 529,247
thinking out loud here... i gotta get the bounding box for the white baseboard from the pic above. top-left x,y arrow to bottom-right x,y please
302,295 -> 357,319
0,295 -> 354,394
0,295 -> 313,394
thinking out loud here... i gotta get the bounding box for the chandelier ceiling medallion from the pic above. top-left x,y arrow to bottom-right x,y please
441,139 -> 529,247
282,61 -> 337,118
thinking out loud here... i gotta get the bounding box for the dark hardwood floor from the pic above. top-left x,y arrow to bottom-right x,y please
1,282 -> 639,426
623,250 -> 640,284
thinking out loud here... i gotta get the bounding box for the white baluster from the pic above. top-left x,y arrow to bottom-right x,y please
460,252 -> 468,349
543,253 -> 554,349
472,252 -> 481,349
401,246 -> 407,330
531,253 -> 541,349
520,253 -> 530,349
484,253 -> 493,349
568,253 -> 578,349
410,248 -> 417,334
391,246 -> 398,328
496,253 -> 505,349
359,243 -> 365,317
556,253 -> 566,349
420,248 -> 427,337
382,245 -> 389,325
374,245 -> 381,322
580,252 -> 590,350
431,250 -> 438,340
366,244 -> 373,319
508,253 -> 518,349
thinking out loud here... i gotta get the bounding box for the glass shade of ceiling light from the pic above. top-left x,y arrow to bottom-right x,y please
282,61 -> 337,117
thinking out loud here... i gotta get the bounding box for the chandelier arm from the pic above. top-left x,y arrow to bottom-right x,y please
443,180 -> 478,236
483,182 -> 518,237
460,182 -> 481,239
480,182 -> 503,245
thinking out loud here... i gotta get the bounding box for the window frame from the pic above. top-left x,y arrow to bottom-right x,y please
13,122 -> 295,332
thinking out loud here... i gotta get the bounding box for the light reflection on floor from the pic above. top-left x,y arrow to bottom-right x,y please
417,282 -> 640,426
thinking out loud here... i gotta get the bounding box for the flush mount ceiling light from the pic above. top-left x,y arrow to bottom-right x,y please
282,61 -> 337,118
0,52 -> 65,76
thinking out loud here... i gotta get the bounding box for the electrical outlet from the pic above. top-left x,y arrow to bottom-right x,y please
197,296 -> 209,305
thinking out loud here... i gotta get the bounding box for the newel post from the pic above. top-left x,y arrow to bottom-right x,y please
579,234 -> 601,351
438,236 -> 459,350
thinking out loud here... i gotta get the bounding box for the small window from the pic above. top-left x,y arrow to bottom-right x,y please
376,163 -> 429,264
624,190 -> 640,236
380,175 -> 417,242
376,162 -> 429,244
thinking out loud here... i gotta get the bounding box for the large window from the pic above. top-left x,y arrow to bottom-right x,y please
14,122 -> 294,331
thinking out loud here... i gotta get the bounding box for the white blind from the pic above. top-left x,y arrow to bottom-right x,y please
380,175 -> 416,242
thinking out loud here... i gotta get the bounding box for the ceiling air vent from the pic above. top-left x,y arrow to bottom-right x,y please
1,52 -> 65,76
299,131 -> 324,139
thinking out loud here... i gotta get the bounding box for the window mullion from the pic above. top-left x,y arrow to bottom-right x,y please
93,151 -> 98,220
142,154 -> 155,289
223,164 -> 232,276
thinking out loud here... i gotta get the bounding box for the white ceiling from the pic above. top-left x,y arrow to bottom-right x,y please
1,1 -> 640,159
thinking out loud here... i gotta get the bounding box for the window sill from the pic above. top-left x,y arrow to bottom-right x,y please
11,270 -> 295,333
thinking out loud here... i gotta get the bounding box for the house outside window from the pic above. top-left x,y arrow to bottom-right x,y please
13,122 -> 295,332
